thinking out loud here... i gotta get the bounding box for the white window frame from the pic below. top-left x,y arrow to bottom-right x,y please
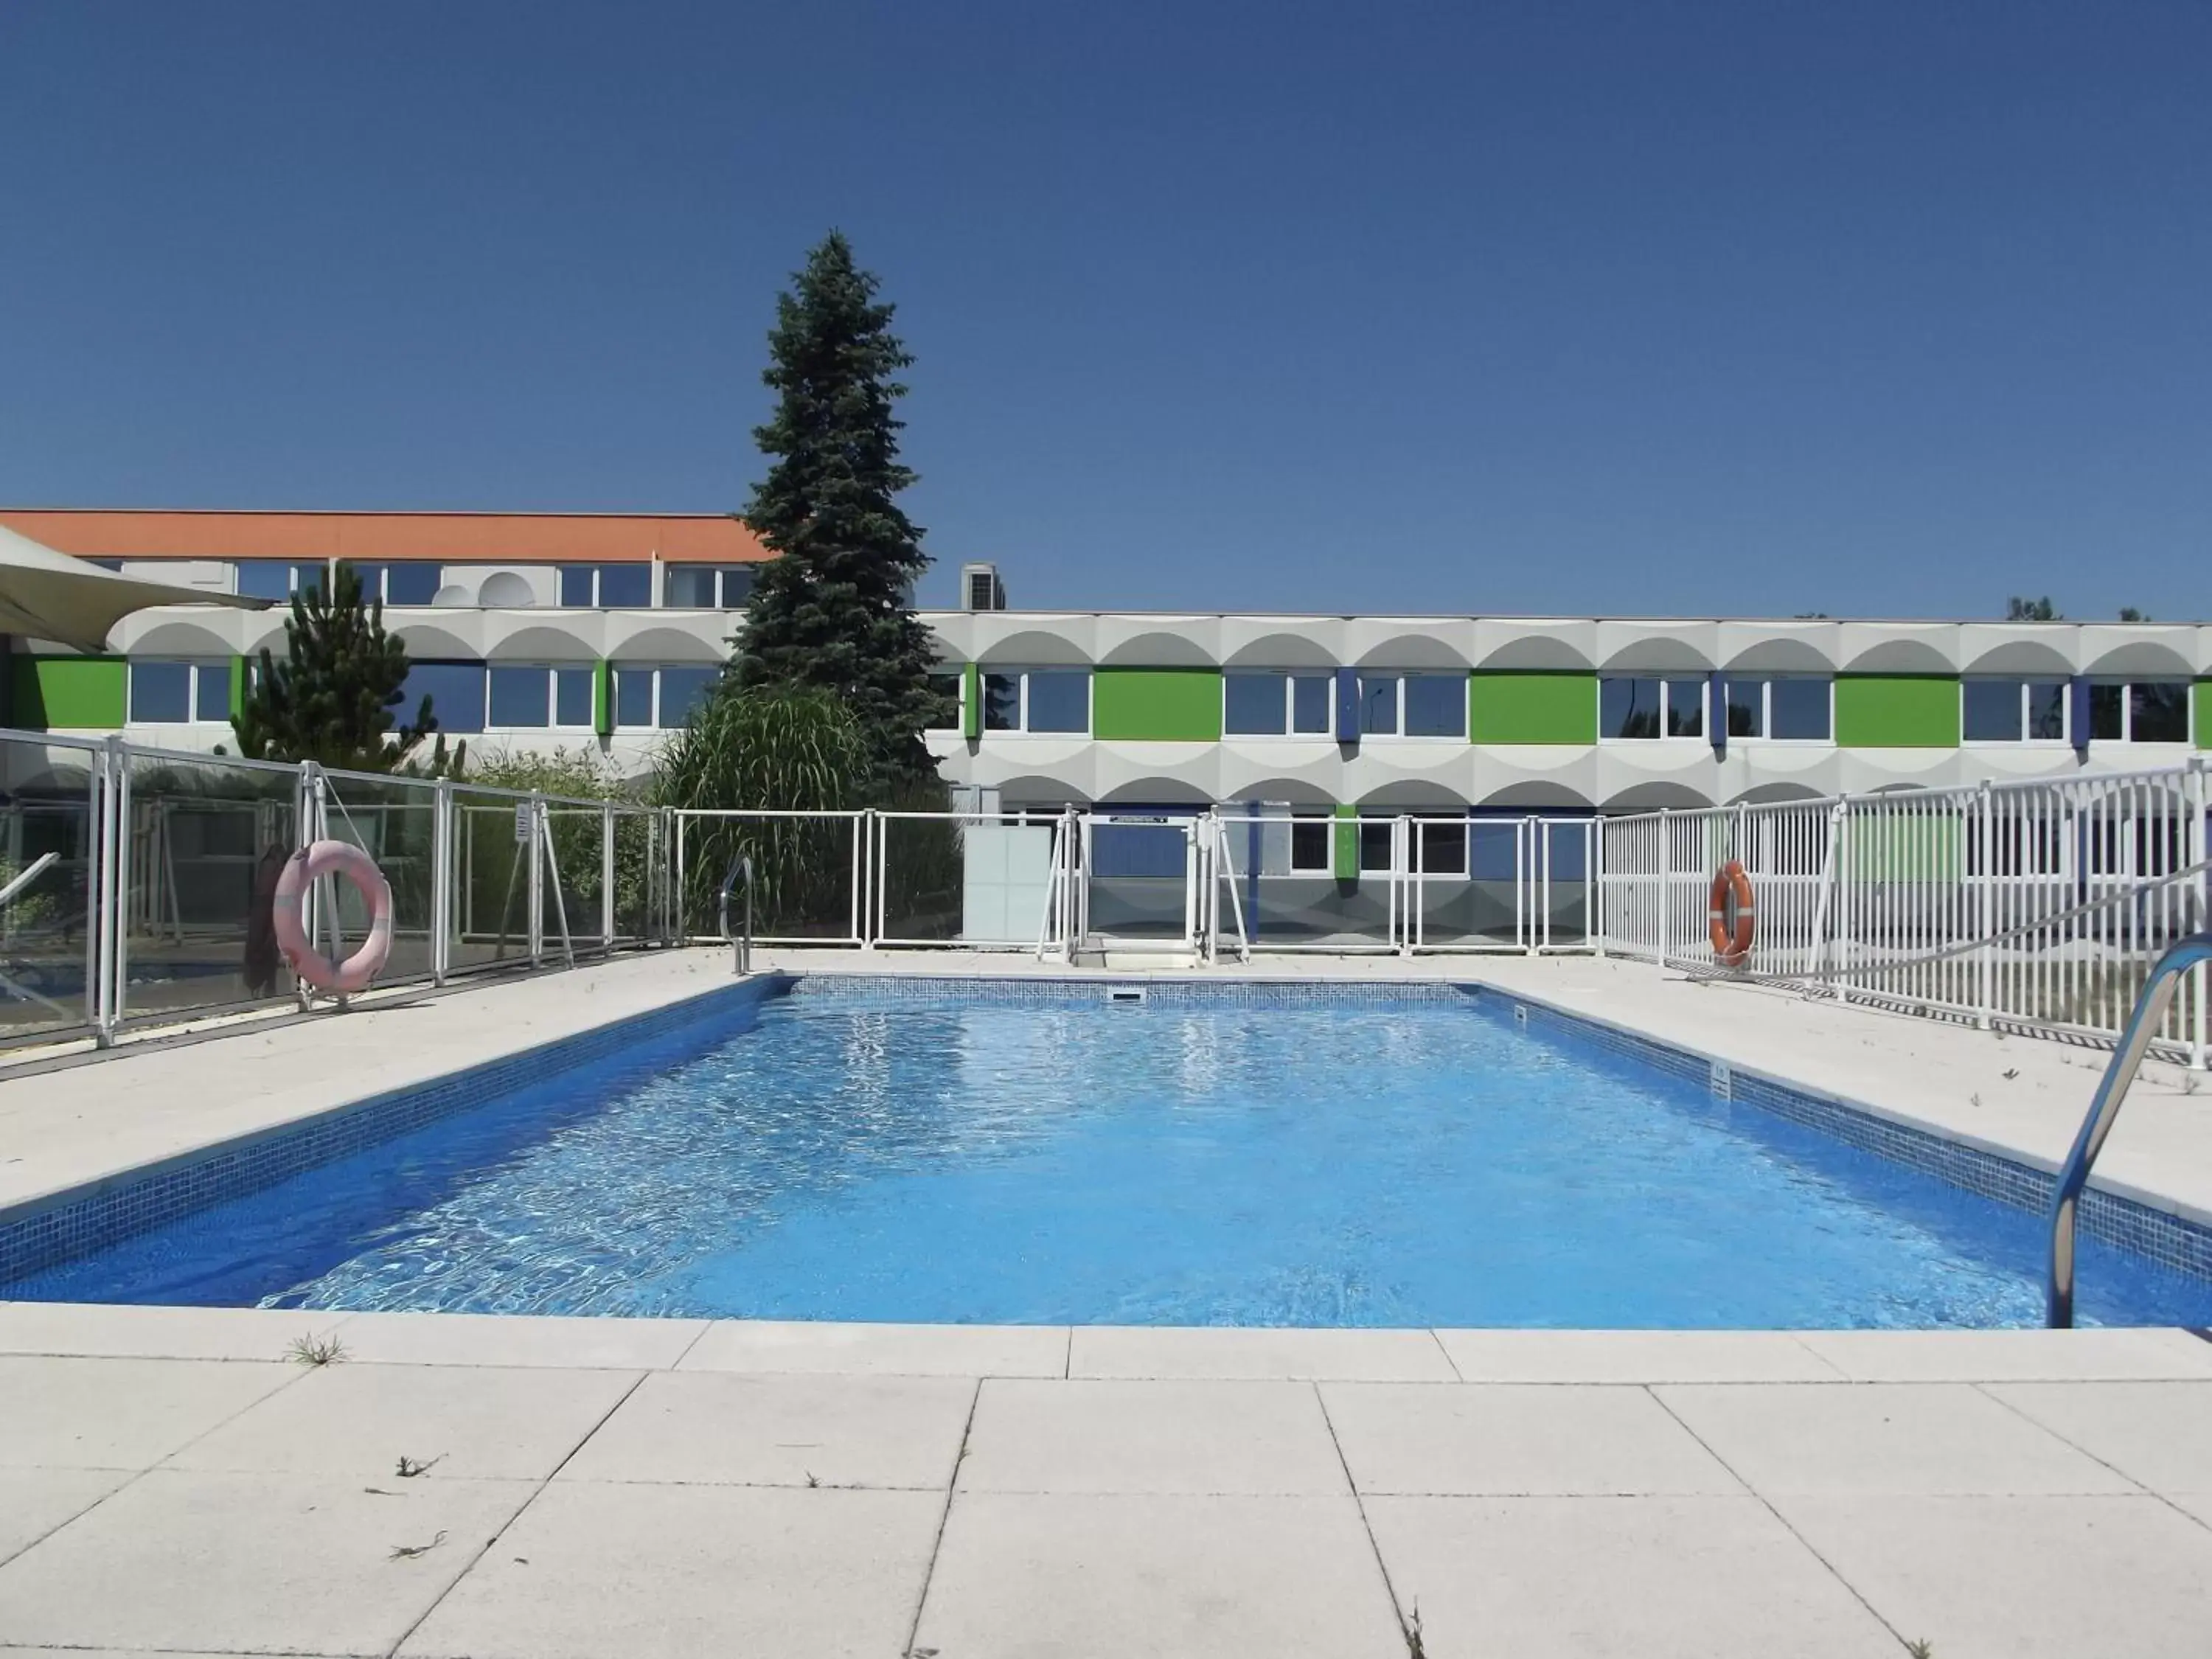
1286,814 -> 1334,874
128,658 -> 231,725
925,667 -> 966,734
483,664 -> 597,733
1222,670 -> 1335,739
980,667 -> 1092,737
1597,676 -> 1708,742
2087,679 -> 2194,745
1720,675 -> 1835,744
1354,672 -> 1468,742
1961,678 -> 2071,747
231,560 -> 329,600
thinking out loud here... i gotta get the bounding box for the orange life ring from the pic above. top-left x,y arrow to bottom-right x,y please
1708,860 -> 1755,966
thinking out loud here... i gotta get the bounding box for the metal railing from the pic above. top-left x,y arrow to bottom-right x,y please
2046,931 -> 2212,1326
720,852 -> 755,975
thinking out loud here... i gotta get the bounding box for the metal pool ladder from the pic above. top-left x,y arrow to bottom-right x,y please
2046,931 -> 2212,1327
719,852 -> 755,975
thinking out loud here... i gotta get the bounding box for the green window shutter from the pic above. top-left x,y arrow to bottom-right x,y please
594,660 -> 613,737
1332,804 -> 1358,881
961,662 -> 981,740
1468,672 -> 1599,744
2196,681 -> 2211,750
1834,675 -> 1960,748
1091,668 -> 1222,741
228,656 -> 247,722
12,655 -> 126,729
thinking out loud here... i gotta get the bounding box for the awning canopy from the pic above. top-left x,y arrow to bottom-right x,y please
0,524 -> 268,653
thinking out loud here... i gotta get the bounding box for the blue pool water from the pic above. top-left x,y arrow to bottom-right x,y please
11,987 -> 2211,1327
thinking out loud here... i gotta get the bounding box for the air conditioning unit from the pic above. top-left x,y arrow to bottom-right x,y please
961,563 -> 1007,612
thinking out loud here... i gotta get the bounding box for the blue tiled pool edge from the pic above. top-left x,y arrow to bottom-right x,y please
4,967 -> 2208,1301
0,973 -> 790,1286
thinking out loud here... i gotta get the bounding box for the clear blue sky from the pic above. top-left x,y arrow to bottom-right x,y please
1,1 -> 2205,619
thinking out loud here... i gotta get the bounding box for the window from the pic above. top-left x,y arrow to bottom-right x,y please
234,560 -> 325,600
1357,675 -> 1399,736
662,566 -> 759,608
1402,675 -> 1466,738
2089,681 -> 2190,743
1223,672 -> 1333,737
658,667 -> 716,727
1357,819 -> 1395,872
399,661 -> 488,733
342,562 -> 442,605
611,664 -> 716,730
487,665 -> 595,728
1963,679 -> 2070,743
926,670 -> 963,731
128,660 -> 229,723
979,669 -> 1089,734
1722,677 -> 1832,741
1600,677 -> 1705,740
1288,816 -> 1331,873
558,565 -> 653,608
613,667 -> 655,728
1413,819 -> 1468,874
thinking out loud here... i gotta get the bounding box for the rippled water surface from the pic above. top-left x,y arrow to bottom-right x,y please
14,989 -> 2211,1327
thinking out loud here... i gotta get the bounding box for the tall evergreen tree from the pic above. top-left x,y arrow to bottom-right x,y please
232,563 -> 456,773
732,232 -> 950,790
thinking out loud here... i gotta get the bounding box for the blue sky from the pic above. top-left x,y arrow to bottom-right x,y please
0,1 -> 2204,619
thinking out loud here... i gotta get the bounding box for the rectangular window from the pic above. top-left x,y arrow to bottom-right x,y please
553,667 -> 594,728
657,667 -> 717,728
1402,675 -> 1467,738
343,562 -> 442,605
1666,681 -> 1704,738
559,566 -> 597,607
128,661 -> 193,723
2129,681 -> 2191,742
1224,672 -> 1290,735
1023,670 -> 1089,734
1725,678 -> 1765,738
1599,678 -> 1662,740
1413,819 -> 1467,874
1357,674 -> 1401,737
1288,817 -> 1331,874
1965,679 -> 2070,742
663,566 -> 717,607
613,667 -> 655,728
487,665 -> 552,727
194,664 -> 230,721
925,671 -> 962,732
1357,819 -> 1395,873
234,560 -> 302,600
1290,673 -> 1331,734
1770,678 -> 1832,740
597,565 -> 651,608
399,661 -> 487,733
981,672 -> 1022,731
2089,684 -> 2125,742
720,566 -> 758,607
2025,681 -> 2066,741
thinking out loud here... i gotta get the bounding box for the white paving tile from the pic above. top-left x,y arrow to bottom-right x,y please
1069,1324 -> 1456,1380
1433,1327 -> 1843,1382
0,1467 -> 131,1563
1655,1382 -> 2138,1496
1363,1494 -> 1895,1658
1983,1381 -> 2212,1496
0,1468 -> 535,1655
399,1481 -> 942,1659
0,1355 -> 296,1470
556,1369 -> 974,1489
1773,1494 -> 2212,1658
1795,1326 -> 2212,1382
912,1492 -> 1404,1659
328,1310 -> 709,1369
679,1317 -> 1067,1376
959,1379 -> 1349,1495
0,1300 -> 348,1362
1321,1382 -> 1743,1495
167,1361 -> 641,1481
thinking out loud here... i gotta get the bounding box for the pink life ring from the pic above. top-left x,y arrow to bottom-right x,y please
272,839 -> 394,995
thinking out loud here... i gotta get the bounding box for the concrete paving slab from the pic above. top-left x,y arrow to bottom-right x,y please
1321,1382 -> 1745,1496
1434,1328 -> 1843,1382
1656,1381 -> 2139,1495
0,1355 -> 297,1470
1068,1324 -> 1456,1380
911,1491 -> 1403,1659
167,1361 -> 642,1482
329,1310 -> 709,1370
1772,1493 -> 2212,1659
0,1300 -> 347,1362
0,1468 -> 535,1655
959,1379 -> 1349,1495
1795,1326 -> 2212,1382
399,1481 -> 942,1659
1983,1380 -> 2212,1496
678,1316 -> 1068,1377
1363,1493 -> 1894,1658
555,1369 -> 975,1489
0,1467 -> 130,1564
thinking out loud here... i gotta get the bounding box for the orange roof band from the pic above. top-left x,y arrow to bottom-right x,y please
0,509 -> 773,566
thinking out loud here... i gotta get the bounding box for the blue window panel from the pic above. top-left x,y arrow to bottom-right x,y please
489,667 -> 551,728
981,672 -> 1021,731
664,566 -> 717,607
2026,680 -> 2067,741
1665,681 -> 1704,739
1091,818 -> 1192,877
554,667 -> 594,728
401,661 -> 486,733
384,563 -> 442,605
1725,678 -> 1766,737
1025,671 -> 1089,733
1601,678 -> 1661,739
293,563 -> 326,598
129,661 -> 192,723
558,566 -> 597,606
1223,673 -> 1286,735
1290,674 -> 1332,735
720,566 -> 758,606
657,667 -> 717,728
1413,819 -> 1467,873
2132,682 -> 2190,742
192,664 -> 230,721
613,667 -> 655,728
1403,675 -> 1465,737
1770,678 -> 1831,740
234,560 -> 293,601
597,566 -> 652,608
1357,675 -> 1400,736
1964,680 -> 2021,741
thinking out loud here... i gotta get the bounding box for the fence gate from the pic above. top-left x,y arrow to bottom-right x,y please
1079,812 -> 1200,952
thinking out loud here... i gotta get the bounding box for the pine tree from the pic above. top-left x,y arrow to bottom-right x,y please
732,232 -> 950,791
232,563 -> 456,773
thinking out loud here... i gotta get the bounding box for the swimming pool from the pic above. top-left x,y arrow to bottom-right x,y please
9,978 -> 2211,1327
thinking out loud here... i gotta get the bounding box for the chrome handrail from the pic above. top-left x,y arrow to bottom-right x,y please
2046,931 -> 2212,1326
718,852 -> 755,975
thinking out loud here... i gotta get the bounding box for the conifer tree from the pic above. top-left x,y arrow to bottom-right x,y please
731,232 -> 950,790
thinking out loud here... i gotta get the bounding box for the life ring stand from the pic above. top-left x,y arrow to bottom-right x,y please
1708,859 -> 1756,967
272,840 -> 394,997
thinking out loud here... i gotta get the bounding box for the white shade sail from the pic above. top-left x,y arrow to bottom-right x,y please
0,523 -> 268,652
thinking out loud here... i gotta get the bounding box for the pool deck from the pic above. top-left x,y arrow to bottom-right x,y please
2,947 -> 2212,1654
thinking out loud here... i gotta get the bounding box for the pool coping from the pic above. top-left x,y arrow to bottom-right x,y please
3,965 -> 2209,1296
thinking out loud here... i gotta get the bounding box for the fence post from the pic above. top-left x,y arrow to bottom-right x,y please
1977,779 -> 1994,1032
2193,757 -> 2208,1071
1657,809 -> 1672,965
1590,818 -> 1607,958
1832,801 -> 1852,1001
527,792 -> 545,967
600,804 -> 616,956
91,737 -> 124,1046
431,779 -> 453,986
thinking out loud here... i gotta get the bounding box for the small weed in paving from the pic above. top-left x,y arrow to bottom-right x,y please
286,1333 -> 347,1367
395,1453 -> 445,1479
1905,1641 -> 1935,1658
1404,1603 -> 1426,1658
389,1530 -> 448,1562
